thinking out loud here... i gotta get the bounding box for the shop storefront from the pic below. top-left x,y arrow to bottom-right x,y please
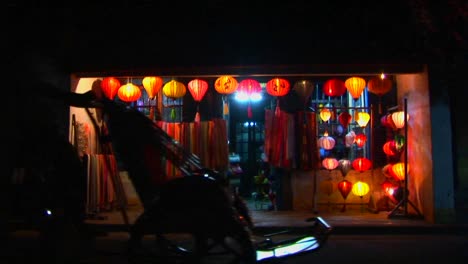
70,63 -> 447,223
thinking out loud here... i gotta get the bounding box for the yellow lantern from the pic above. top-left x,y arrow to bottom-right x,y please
391,162 -> 409,181
319,108 -> 332,122
117,83 -> 141,102
345,77 -> 366,100
163,80 -> 186,99
163,80 -> 186,120
391,111 -> 409,129
352,181 -> 370,198
355,111 -> 371,127
142,76 -> 163,100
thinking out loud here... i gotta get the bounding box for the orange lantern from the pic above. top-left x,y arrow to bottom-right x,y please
391,111 -> 409,129
292,80 -> 314,106
382,164 -> 393,178
322,157 -> 339,171
163,80 -> 187,120
345,77 -> 366,100
318,132 -> 335,150
391,162 -> 409,181
142,76 -> 163,100
266,78 -> 290,116
368,75 -> 393,114
215,75 -> 238,115
322,79 -> 346,97
354,134 -> 367,148
101,77 -> 121,100
188,79 -> 209,122
352,157 -> 372,172
237,79 -> 262,119
117,83 -> 141,102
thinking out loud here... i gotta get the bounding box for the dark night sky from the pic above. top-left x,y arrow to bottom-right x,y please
5,1 -> 436,72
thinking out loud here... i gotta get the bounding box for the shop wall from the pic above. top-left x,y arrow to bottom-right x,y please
396,71 -> 435,222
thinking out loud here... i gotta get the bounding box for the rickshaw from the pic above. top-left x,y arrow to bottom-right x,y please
6,88 -> 332,263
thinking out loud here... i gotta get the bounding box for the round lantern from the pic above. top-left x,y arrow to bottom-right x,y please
101,77 -> 121,100
215,75 -> 238,115
352,181 -> 370,198
391,111 -> 409,129
338,159 -> 352,177
319,108 -> 332,122
188,79 -> 209,122
338,112 -> 352,130
117,83 -> 141,102
352,157 -> 372,172
394,134 -> 405,152
237,79 -> 262,118
318,132 -> 336,150
355,111 -> 371,127
322,79 -> 346,97
367,76 -> 393,97
142,76 -> 163,100
368,76 -> 393,114
266,77 -> 290,116
383,140 -> 398,156
391,162 -> 409,181
381,179 -> 396,196
293,80 -> 315,106
322,157 -> 339,171
382,164 -> 393,178
345,77 -> 366,100
354,134 -> 367,148
163,80 -> 187,120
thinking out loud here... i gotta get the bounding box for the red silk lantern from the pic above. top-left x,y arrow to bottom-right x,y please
188,79 -> 209,122
238,79 -> 262,118
338,179 -> 353,212
383,140 -> 398,156
117,83 -> 141,102
266,78 -> 290,116
142,76 -> 163,100
214,75 -> 238,116
385,114 -> 397,130
382,164 -> 393,178
381,179 -> 395,196
354,134 -> 367,148
345,77 -> 366,100
322,157 -> 339,171
338,112 -> 352,130
322,79 -> 346,97
352,157 -> 372,172
293,80 -> 314,106
101,77 -> 121,100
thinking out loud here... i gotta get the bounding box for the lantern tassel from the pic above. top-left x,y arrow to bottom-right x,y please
274,105 -> 280,117
194,111 -> 200,122
247,104 -> 252,119
223,100 -> 229,115
170,108 -> 176,120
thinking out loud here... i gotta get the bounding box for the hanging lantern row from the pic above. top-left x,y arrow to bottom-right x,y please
318,131 -> 369,150
321,157 -> 372,173
101,75 -> 392,105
